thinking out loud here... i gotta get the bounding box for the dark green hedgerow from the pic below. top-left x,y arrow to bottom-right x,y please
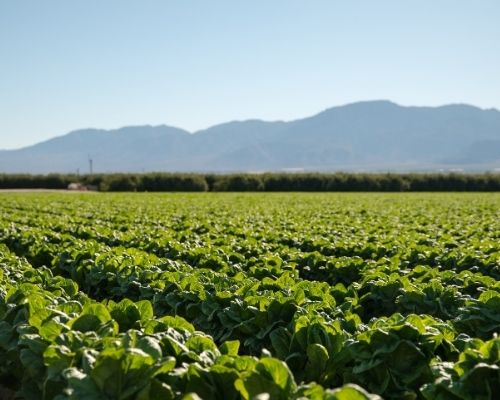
1,172 -> 500,191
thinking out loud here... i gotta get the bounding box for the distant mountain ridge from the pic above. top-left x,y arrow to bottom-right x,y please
1,101 -> 499,173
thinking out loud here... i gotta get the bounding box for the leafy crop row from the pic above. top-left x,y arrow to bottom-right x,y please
0,193 -> 499,399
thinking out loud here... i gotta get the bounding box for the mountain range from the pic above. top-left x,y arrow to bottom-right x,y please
1,100 -> 499,173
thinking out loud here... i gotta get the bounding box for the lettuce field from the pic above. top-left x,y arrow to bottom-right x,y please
0,192 -> 499,400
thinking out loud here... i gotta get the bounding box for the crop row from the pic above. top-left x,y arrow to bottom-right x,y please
1,244 -> 387,400
0,193 -> 499,399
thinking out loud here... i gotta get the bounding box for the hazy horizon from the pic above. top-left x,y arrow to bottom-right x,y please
1,1 -> 500,149
1,100 -> 498,174
2,99 -> 500,152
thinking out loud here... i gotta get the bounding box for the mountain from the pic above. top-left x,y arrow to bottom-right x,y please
1,101 -> 499,173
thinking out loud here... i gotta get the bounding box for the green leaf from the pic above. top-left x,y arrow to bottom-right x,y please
236,358 -> 297,400
137,336 -> 163,359
305,343 -> 329,381
109,299 -> 142,332
158,315 -> 195,333
220,340 -> 240,356
136,379 -> 175,400
64,368 -> 107,400
136,300 -> 154,323
71,314 -> 104,333
90,348 -> 155,398
270,327 -> 291,359
39,319 -> 65,341
71,303 -> 112,332
325,384 -> 382,399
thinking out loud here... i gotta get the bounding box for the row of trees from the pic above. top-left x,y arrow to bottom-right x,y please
208,173 -> 500,191
0,172 -> 499,192
0,174 -> 77,189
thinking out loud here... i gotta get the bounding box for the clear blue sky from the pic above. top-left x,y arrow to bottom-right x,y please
1,1 -> 499,149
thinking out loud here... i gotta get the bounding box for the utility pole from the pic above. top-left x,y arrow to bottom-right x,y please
88,155 -> 93,175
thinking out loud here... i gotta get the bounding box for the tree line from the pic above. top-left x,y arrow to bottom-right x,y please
1,172 -> 500,191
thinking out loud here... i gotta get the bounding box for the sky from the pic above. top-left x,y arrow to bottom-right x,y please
1,1 -> 499,150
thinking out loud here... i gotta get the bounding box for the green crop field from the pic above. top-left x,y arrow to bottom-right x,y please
0,193 -> 499,399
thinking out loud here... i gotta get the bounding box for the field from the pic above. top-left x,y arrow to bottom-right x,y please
0,192 -> 499,399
